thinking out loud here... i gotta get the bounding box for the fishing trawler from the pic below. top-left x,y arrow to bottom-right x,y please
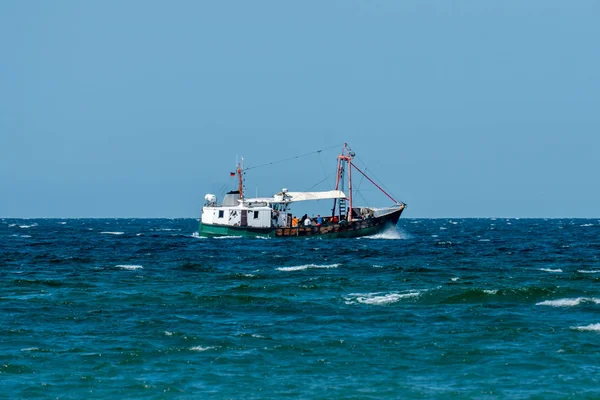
199,143 -> 405,238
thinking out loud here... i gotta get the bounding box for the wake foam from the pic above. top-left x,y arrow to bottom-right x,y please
213,235 -> 242,239
101,231 -> 124,235
115,265 -> 143,270
277,263 -> 340,272
536,297 -> 600,307
359,226 -> 408,240
344,291 -> 421,305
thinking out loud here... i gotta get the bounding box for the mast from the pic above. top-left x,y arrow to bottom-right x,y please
237,158 -> 244,199
332,143 -> 355,221
331,156 -> 342,218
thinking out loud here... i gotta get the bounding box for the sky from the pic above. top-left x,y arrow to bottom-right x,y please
1,0 -> 599,218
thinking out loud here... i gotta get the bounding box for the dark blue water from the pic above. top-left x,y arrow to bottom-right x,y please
2,218 -> 600,398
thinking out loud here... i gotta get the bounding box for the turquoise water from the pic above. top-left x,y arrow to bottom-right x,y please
2,218 -> 600,398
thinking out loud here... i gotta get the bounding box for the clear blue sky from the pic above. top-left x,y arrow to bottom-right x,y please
1,1 -> 599,218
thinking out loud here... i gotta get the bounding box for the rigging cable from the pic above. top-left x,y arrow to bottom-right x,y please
305,171 -> 337,192
354,154 -> 403,204
244,143 -> 343,172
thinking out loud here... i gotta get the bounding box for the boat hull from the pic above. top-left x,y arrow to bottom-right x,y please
198,206 -> 404,238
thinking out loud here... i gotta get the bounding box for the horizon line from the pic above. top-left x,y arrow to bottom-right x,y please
2,216 -> 599,220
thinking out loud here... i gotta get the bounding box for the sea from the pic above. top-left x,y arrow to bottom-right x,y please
1,218 -> 600,399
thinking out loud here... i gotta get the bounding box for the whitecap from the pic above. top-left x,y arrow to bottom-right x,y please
115,265 -> 143,270
451,277 -> 459,282
190,232 -> 207,239
439,227 -> 447,230
431,234 -> 438,238
478,239 -> 490,242
571,323 -> 600,332
373,265 -> 384,268
190,346 -> 216,352
580,223 -> 594,227
136,233 -> 144,236
536,298 -> 600,307
8,223 -> 17,227
483,289 -> 498,295
101,231 -> 124,235
58,222 -> 67,225
277,263 -> 340,272
21,347 -> 39,352
345,291 -> 421,305
256,236 -> 271,240
540,268 -> 562,273
213,235 -> 242,239
578,270 -> 600,274
11,234 -> 31,238
19,224 -> 37,229
165,331 -> 173,336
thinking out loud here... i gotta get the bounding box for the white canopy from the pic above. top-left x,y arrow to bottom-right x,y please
277,190 -> 347,202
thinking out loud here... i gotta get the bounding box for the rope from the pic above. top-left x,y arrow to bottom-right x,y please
244,143 -> 342,171
354,154 -> 402,203
305,171 -> 336,191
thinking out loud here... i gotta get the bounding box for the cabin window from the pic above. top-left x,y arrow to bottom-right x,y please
218,210 -> 224,218
253,211 -> 259,219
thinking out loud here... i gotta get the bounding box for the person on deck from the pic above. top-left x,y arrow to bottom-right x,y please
316,215 -> 322,226
292,216 -> 298,227
304,217 -> 312,227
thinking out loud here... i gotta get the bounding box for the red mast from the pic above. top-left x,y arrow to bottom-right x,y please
237,159 -> 244,199
333,143 -> 355,221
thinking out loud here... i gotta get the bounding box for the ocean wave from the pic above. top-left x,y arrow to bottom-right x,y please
101,231 -> 124,235
571,323 -> 600,332
540,268 -> 562,273
115,265 -> 143,270
345,291 -> 421,305
190,346 -> 216,352
536,298 -> 600,307
277,263 -> 340,272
